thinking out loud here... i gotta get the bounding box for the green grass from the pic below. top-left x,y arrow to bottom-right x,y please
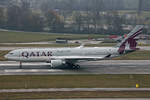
1,42 -> 150,47
2,91 -> 150,100
0,30 -> 107,43
1,74 -> 150,99
0,43 -> 116,47
0,50 -> 9,61
138,44 -> 150,46
0,74 -> 149,89
0,43 -> 80,47
113,50 -> 150,60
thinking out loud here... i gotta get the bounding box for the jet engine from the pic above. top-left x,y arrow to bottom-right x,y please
50,60 -> 65,68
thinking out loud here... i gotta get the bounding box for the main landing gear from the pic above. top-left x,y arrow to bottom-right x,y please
66,62 -> 80,69
72,64 -> 80,69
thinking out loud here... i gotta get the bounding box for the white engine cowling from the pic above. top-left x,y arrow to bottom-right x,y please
50,60 -> 65,68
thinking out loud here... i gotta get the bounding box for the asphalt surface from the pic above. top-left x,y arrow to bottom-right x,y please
1,88 -> 150,93
0,60 -> 150,75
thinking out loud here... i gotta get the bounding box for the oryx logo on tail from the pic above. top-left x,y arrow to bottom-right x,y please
118,25 -> 143,54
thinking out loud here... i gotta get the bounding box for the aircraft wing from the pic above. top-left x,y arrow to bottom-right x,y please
51,56 -> 106,61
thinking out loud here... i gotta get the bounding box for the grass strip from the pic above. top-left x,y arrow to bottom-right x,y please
1,42 -> 150,47
0,74 -> 149,89
0,50 -> 9,61
1,43 -> 150,47
1,91 -> 150,100
0,43 -> 116,47
113,50 -> 150,60
0,30 -> 107,43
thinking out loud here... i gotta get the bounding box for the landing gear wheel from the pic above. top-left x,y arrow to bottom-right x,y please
73,65 -> 80,69
66,62 -> 80,69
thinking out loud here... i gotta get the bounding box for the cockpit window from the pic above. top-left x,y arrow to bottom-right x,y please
9,53 -> 14,55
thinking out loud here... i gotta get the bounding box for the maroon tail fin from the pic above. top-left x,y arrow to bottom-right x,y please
118,25 -> 143,54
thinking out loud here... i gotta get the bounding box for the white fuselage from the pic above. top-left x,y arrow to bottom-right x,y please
5,47 -> 119,62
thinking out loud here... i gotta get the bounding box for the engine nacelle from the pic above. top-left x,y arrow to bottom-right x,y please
50,60 -> 65,68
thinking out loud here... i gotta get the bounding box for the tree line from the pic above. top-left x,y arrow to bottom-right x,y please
0,0 -> 149,34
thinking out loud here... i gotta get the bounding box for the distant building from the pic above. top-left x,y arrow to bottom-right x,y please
122,25 -> 134,31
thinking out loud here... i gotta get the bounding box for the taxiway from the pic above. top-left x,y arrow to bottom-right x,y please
0,60 -> 150,75
1,88 -> 150,93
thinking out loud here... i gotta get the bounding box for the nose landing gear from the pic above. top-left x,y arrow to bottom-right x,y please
19,62 -> 22,69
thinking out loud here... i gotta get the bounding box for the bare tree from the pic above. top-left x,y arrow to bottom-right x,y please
7,0 -> 44,31
138,0 -> 142,15
7,4 -> 22,30
45,10 -> 64,32
91,0 -> 103,33
0,7 -> 5,28
106,11 -> 124,34
73,11 -> 83,32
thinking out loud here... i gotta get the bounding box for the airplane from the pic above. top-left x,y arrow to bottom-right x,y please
4,25 -> 143,69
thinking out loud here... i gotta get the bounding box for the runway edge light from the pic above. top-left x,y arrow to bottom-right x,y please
136,83 -> 139,88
